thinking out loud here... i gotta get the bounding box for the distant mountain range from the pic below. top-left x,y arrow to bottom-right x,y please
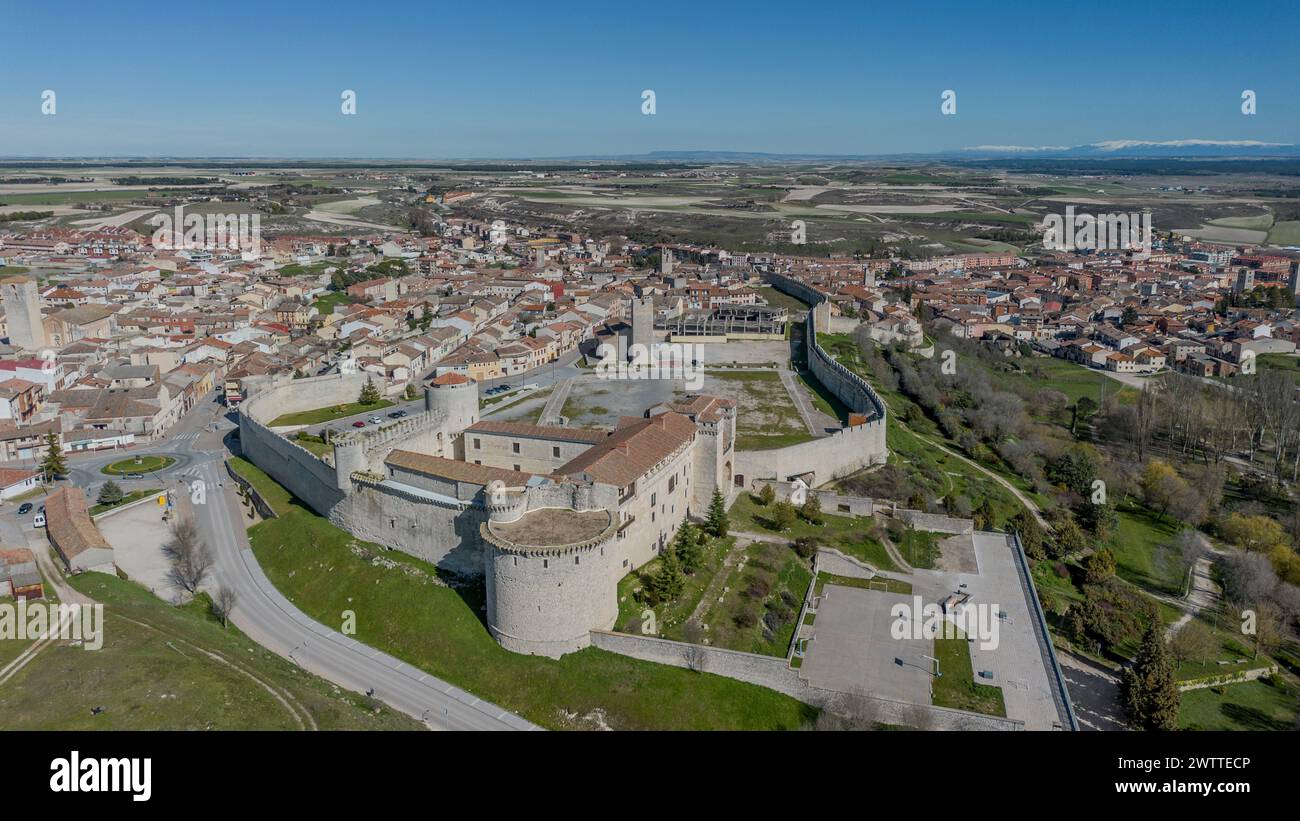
564,141 -> 1300,163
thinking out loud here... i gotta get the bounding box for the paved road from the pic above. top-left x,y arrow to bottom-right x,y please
8,392 -> 537,731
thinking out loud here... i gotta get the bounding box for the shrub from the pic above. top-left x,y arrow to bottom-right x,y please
733,608 -> 758,629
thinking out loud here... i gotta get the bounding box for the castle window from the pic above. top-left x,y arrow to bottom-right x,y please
553,446 -> 560,458
512,442 -> 520,454
838,504 -> 850,513
574,556 -> 580,565
543,559 -> 549,569
474,438 -> 481,449
513,465 -> 520,472
668,476 -> 676,493
513,556 -> 518,566
650,492 -> 656,507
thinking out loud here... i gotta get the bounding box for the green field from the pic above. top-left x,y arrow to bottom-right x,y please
268,399 -> 393,426
694,539 -> 812,657
230,457 -> 816,730
0,573 -> 420,730
728,491 -> 900,571
101,456 -> 175,476
1266,220 -> 1300,246
1110,502 -> 1188,596
1178,678 -> 1297,731
931,628 -> 1008,717
311,291 -> 354,315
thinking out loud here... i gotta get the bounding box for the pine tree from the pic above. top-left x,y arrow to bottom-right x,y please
771,500 -> 796,531
706,488 -> 729,538
758,484 -> 775,506
673,523 -> 702,575
97,480 -> 125,507
358,376 -> 380,405
799,493 -> 822,525
40,433 -> 66,481
1120,620 -> 1180,731
650,549 -> 685,603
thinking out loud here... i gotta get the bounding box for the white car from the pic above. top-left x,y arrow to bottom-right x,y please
367,416 -> 383,424
32,512 -> 46,528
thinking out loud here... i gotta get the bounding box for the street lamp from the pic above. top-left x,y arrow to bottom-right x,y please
920,653 -> 941,678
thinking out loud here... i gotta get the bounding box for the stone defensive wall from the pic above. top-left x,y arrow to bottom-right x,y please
237,372 -> 362,515
734,273 -> 887,485
589,631 -> 1024,730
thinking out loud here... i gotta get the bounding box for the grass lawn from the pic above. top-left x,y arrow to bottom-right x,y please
728,492 -> 900,571
90,487 -> 163,516
311,291 -> 353,315
1110,502 -> 1188,596
291,433 -> 333,458
931,627 -> 1008,717
1178,678 -> 1297,730
887,522 -> 942,570
269,399 -> 393,427
229,457 -> 816,730
0,572 -> 420,730
814,573 -> 912,596
101,456 -> 175,476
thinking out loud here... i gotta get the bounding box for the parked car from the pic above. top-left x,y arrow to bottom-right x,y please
387,411 -> 403,419
32,512 -> 45,528
17,503 -> 31,515
125,473 -> 144,480
351,421 -> 366,428
367,416 -> 382,424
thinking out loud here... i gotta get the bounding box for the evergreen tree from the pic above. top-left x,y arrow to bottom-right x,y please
650,549 -> 685,603
1084,546 -> 1117,584
758,484 -> 775,506
97,480 -> 125,507
706,488 -> 729,538
771,500 -> 796,531
358,376 -> 381,405
40,433 -> 66,481
1120,620 -> 1180,731
799,493 -> 822,525
673,523 -> 703,575
973,498 -> 998,531
1009,510 -> 1044,559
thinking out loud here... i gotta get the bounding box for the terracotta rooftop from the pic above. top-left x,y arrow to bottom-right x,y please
466,420 -> 608,445
558,412 -> 695,487
385,450 -> 535,487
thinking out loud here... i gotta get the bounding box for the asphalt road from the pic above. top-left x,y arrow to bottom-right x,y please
6,392 -> 537,731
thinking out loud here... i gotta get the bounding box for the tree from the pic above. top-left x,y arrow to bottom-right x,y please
649,549 -> 684,603
757,484 -> 775,506
771,500 -> 796,532
672,523 -> 702,575
163,519 -> 213,596
1219,513 -> 1287,554
1168,619 -> 1216,669
799,493 -> 822,525
211,584 -> 238,628
1120,620 -> 1180,730
973,498 -> 997,531
706,488 -> 729,538
96,481 -> 125,507
1084,546 -> 1116,584
40,433 -> 66,481
1049,512 -> 1088,559
358,376 -> 381,405
1139,460 -> 1188,522
1009,510 -> 1045,559
403,383 -> 418,400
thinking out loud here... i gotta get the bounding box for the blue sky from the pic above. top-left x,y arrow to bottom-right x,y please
1,0 -> 1297,158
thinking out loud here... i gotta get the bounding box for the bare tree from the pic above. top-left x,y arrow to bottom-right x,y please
212,584 -> 238,627
684,643 -> 708,673
164,519 -> 213,596
1168,619 -> 1216,669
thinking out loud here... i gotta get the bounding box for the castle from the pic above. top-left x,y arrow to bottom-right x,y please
238,282 -> 889,659
239,371 -> 737,658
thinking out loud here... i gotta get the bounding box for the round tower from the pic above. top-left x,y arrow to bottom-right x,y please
425,372 -> 479,434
